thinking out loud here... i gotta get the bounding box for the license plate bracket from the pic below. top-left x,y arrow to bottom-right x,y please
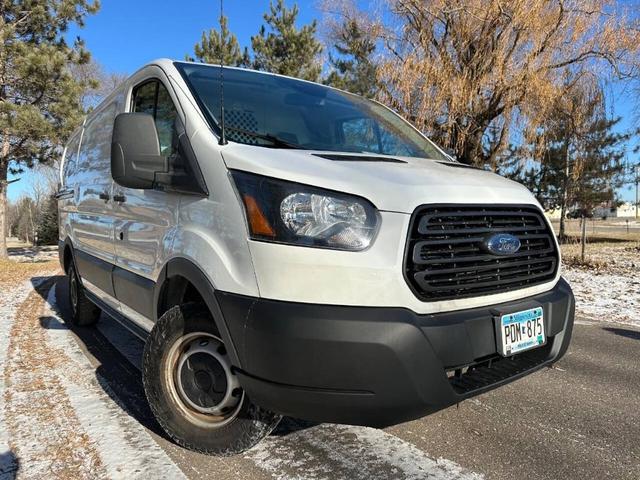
494,306 -> 546,357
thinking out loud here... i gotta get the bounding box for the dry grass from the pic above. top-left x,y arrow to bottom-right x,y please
560,241 -> 639,274
561,253 -> 610,270
562,240 -> 632,256
4,279 -> 107,478
550,219 -> 640,243
0,258 -> 59,287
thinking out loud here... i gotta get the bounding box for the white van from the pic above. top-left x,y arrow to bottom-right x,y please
58,59 -> 575,455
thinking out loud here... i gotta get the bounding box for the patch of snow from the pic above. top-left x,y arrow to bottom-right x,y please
7,246 -> 58,263
246,423 -> 484,480
0,279 -> 44,479
563,266 -> 640,327
40,285 -> 186,480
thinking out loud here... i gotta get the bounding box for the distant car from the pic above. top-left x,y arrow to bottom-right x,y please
57,59 -> 575,455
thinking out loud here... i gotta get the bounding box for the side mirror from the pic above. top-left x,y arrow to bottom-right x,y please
111,113 -> 168,189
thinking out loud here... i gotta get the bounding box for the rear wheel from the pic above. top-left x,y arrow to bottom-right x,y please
67,260 -> 101,326
142,303 -> 281,455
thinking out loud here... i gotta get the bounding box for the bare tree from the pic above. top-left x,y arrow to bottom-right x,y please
333,0 -> 640,166
71,59 -> 129,109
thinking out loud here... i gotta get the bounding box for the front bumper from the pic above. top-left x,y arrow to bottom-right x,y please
216,278 -> 574,427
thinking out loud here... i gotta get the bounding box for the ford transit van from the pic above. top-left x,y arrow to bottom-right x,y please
58,59 -> 575,455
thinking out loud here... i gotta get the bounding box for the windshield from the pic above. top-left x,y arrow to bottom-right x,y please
175,62 -> 449,160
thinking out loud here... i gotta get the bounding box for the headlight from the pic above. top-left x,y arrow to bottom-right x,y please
231,170 -> 379,251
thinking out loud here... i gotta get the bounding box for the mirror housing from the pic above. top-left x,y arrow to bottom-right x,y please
111,113 -> 168,189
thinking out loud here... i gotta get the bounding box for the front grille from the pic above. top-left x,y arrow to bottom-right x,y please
404,205 -> 558,301
447,343 -> 552,395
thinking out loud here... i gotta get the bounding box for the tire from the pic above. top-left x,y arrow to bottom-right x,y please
67,260 -> 101,326
142,303 -> 281,455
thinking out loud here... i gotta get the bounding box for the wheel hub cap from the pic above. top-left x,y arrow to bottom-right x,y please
172,334 -> 242,418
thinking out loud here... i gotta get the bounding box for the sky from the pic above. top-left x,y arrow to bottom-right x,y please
8,0 -> 639,202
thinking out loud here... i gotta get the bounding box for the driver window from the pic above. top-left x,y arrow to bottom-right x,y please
132,80 -> 178,156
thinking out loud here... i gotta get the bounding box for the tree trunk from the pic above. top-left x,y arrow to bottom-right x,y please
580,216 -> 587,262
558,140 -> 571,242
0,136 -> 8,258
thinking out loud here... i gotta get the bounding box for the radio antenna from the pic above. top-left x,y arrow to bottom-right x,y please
218,0 -> 227,145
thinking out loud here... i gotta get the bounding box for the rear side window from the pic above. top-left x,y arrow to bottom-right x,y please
132,80 -> 178,156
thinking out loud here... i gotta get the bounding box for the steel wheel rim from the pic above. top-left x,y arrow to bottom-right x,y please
165,332 -> 243,428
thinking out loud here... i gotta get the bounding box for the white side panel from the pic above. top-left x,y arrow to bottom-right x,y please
113,188 -> 179,280
71,96 -> 125,265
113,66 -> 181,282
170,171 -> 260,297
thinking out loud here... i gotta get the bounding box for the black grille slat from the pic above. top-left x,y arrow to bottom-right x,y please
415,266 -> 556,292
413,246 -> 555,265
419,225 -> 543,236
405,205 -> 559,301
422,257 -> 556,278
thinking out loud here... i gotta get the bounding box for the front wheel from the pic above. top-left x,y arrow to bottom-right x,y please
142,303 -> 281,455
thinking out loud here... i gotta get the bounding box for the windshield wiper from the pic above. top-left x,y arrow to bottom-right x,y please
225,127 -> 304,149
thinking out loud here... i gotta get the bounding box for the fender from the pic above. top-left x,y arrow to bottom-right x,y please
154,257 -> 242,368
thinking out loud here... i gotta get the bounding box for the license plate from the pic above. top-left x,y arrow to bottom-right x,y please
496,307 -> 545,356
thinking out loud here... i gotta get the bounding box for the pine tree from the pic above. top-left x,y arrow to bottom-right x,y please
324,18 -> 378,98
251,0 -> 323,81
0,0 -> 99,257
36,193 -> 59,245
508,88 -> 628,239
187,15 -> 249,67
571,116 -> 628,217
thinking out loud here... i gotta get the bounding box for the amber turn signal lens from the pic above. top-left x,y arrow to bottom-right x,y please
242,194 -> 276,237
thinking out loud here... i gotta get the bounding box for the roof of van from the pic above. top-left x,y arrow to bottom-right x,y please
149,58 -> 349,93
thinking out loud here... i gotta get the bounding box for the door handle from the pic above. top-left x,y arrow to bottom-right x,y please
98,192 -> 110,201
113,194 -> 127,203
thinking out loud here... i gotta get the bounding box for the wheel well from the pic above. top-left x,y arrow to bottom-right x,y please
157,275 -> 207,320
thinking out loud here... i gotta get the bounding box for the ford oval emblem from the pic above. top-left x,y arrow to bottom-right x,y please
484,233 -> 521,256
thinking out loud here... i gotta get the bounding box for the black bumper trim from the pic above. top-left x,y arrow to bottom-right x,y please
216,278 -> 575,427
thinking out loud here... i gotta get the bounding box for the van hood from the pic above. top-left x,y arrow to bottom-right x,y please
221,144 -> 538,213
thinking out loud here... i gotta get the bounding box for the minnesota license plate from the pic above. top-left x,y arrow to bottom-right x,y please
497,307 -> 545,356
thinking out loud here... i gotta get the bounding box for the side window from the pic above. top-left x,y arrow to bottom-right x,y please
132,81 -> 156,116
132,80 -> 178,156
